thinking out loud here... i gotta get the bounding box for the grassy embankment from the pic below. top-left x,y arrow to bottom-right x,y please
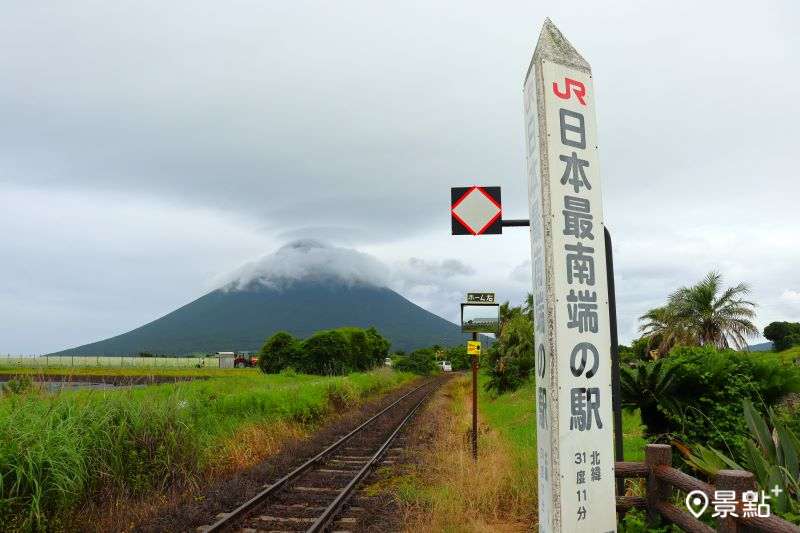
0,367 -> 413,531
395,374 -> 646,532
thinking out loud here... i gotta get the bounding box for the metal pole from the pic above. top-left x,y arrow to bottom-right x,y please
605,227 -> 625,497
471,331 -> 478,460
501,218 -> 530,227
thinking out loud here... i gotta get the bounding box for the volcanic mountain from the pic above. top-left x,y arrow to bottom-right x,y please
53,242 -> 474,355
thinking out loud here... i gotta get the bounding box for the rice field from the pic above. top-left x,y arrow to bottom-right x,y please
0,354 -> 229,370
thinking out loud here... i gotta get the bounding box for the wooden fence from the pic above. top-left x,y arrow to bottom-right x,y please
615,444 -> 799,532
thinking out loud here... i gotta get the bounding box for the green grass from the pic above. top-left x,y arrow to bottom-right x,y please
0,368 -> 412,530
775,346 -> 800,363
477,375 -> 539,509
478,375 -> 646,460
622,409 -> 647,462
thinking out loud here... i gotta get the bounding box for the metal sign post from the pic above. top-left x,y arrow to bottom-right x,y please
524,19 -> 617,532
467,335 -> 480,459
462,301 -> 497,461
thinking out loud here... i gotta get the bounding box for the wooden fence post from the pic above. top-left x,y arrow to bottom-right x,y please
716,470 -> 755,533
645,444 -> 673,520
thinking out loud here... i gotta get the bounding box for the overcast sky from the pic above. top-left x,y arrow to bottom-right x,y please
2,1 -> 799,354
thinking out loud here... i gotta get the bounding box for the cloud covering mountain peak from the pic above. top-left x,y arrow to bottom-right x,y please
224,240 -> 391,291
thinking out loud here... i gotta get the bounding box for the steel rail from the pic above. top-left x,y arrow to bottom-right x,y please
307,380 -> 442,532
204,378 -> 438,532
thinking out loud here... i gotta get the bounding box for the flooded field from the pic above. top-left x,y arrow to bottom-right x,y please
0,380 -> 144,395
0,372 -> 208,396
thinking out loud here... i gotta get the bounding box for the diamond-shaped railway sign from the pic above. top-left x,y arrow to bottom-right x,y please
451,186 -> 502,235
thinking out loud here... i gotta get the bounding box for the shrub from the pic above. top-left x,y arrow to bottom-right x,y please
0,375 -> 34,395
621,345 -> 800,459
258,327 -> 391,375
393,349 -> 437,376
258,331 -> 300,373
680,400 -> 800,524
484,356 -> 535,395
619,360 -> 685,436
444,344 -> 469,371
764,321 -> 800,352
324,380 -> 361,411
619,336 -> 652,364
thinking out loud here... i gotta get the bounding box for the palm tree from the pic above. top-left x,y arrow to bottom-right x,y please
669,271 -> 759,350
638,305 -> 691,356
500,314 -> 536,359
523,292 -> 534,322
498,301 -> 522,341
639,271 -> 759,353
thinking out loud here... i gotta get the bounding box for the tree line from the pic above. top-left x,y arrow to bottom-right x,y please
258,326 -> 390,375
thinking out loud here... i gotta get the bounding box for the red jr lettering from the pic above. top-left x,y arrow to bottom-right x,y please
553,78 -> 586,105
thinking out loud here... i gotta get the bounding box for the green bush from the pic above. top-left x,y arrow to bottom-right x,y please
258,331 -> 301,373
681,400 -> 800,524
617,508 -> 682,532
621,345 -> 800,459
620,360 -> 685,436
445,344 -> 470,371
0,375 -> 34,396
619,336 -> 652,364
764,321 -> 800,352
392,349 -> 437,376
483,356 -> 535,395
258,327 -> 391,375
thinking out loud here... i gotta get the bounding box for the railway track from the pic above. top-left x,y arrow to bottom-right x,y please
199,377 -> 445,533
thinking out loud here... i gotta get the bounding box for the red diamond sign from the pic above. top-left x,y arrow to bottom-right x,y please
451,186 -> 502,235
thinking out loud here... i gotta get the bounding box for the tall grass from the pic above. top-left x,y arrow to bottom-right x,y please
0,368 -> 408,530
398,375 -> 538,532
397,374 -> 647,532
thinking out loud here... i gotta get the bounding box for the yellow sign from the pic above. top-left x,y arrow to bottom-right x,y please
467,341 -> 481,355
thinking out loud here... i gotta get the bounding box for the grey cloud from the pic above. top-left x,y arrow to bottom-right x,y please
510,261 -> 532,282
2,2 -> 799,354
403,258 -> 476,278
775,290 -> 800,317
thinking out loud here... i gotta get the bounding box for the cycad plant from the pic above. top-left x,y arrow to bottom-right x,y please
678,400 -> 800,521
619,360 -> 686,437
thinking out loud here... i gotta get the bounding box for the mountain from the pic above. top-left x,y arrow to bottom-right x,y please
746,341 -> 773,352
52,281 -> 474,356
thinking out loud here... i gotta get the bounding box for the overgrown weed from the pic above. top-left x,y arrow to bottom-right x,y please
399,376 -> 537,532
0,368 -> 411,529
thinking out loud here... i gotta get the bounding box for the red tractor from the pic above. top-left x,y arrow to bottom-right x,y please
216,352 -> 258,368
234,355 -> 258,368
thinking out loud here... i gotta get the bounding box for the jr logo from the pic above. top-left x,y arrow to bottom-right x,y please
553,78 -> 586,106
